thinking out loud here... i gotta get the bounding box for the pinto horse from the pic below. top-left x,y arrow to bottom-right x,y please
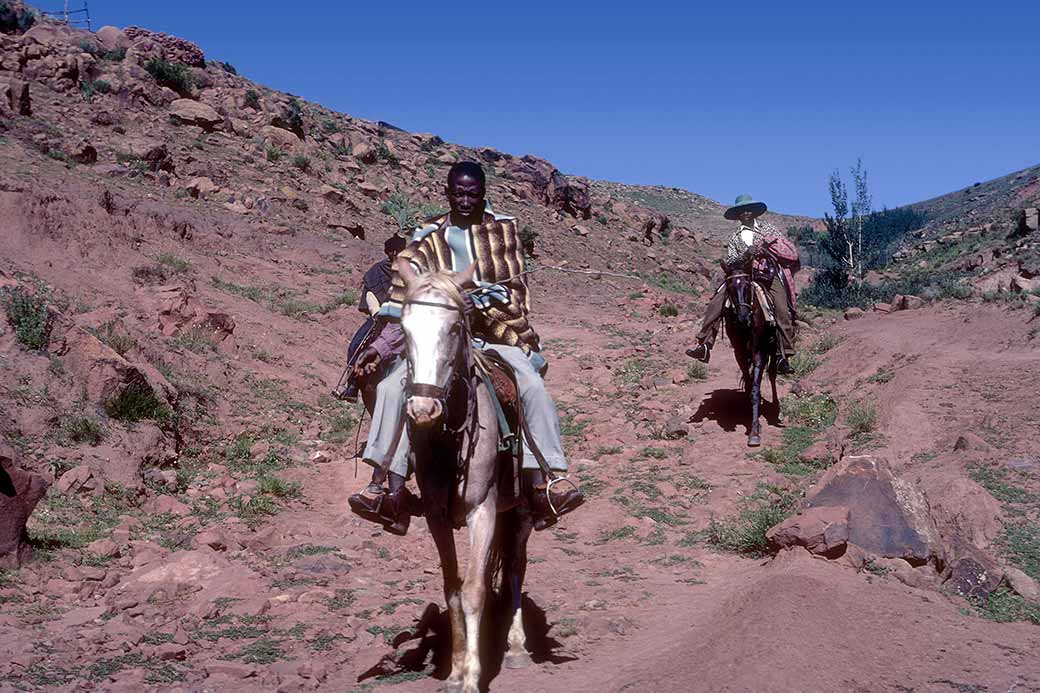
722,252 -> 783,447
397,261 -> 534,693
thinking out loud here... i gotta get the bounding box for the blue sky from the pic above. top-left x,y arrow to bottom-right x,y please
85,1 -> 1039,217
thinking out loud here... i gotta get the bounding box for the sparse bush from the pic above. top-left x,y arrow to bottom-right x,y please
214,60 -> 237,75
144,57 -> 193,96
265,144 -> 282,162
170,327 -> 218,353
257,474 -> 301,499
658,302 -> 679,317
101,47 -> 127,61
79,79 -> 111,102
1,286 -> 52,350
375,140 -> 398,166
105,381 -> 172,426
845,400 -> 878,435
243,89 -> 261,110
782,393 -> 838,429
787,352 -> 820,379
686,361 -> 708,382
291,155 -> 311,172
156,253 -> 191,273
59,414 -> 105,446
867,368 -> 894,384
0,2 -> 35,33
380,191 -> 419,231
94,320 -> 136,356
811,333 -> 843,354
706,484 -> 801,556
519,224 -> 538,258
319,289 -> 358,313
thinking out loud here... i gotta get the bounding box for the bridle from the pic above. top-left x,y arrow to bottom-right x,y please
725,271 -> 754,313
401,297 -> 473,418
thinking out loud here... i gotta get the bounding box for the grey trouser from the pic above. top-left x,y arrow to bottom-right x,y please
362,344 -> 568,478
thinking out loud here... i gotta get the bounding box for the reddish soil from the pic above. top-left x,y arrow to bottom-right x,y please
0,15 -> 1039,693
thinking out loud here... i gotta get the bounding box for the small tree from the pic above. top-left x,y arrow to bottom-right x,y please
821,158 -> 872,281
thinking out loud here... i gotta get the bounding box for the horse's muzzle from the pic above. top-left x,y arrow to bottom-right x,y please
406,396 -> 443,428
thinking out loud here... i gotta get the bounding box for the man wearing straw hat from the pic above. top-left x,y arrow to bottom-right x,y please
687,194 -> 800,374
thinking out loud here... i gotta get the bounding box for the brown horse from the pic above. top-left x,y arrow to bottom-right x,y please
398,262 -> 534,692
722,254 -> 782,447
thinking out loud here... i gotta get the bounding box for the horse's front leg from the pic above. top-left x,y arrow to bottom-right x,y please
426,512 -> 465,690
748,351 -> 763,447
504,509 -> 534,669
459,496 -> 497,692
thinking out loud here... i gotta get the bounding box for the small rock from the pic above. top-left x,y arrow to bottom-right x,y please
193,529 -> 227,552
1005,567 -> 1040,601
580,599 -> 606,611
318,185 -> 344,203
55,465 -> 96,495
145,495 -> 191,517
953,433 -> 991,452
169,99 -> 223,131
86,539 -> 120,558
310,450 -> 333,464
873,302 -> 891,314
663,416 -> 689,440
843,307 -> 865,320
766,505 -> 850,556
185,176 -> 218,198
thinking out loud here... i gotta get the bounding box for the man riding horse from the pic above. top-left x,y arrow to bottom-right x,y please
687,194 -> 800,373
347,161 -> 584,534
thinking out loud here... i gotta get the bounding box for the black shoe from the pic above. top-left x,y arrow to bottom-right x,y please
685,344 -> 711,363
776,356 -> 795,375
332,382 -> 359,402
530,484 -> 585,531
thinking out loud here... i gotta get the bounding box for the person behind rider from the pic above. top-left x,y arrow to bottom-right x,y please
686,194 -> 800,374
333,234 -> 408,402
347,161 -> 583,534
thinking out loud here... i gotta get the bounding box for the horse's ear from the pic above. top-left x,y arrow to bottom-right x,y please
397,257 -> 418,288
455,262 -> 477,290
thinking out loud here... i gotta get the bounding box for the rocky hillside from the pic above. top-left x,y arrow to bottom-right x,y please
1,6 -> 1038,693
889,163 -> 1040,293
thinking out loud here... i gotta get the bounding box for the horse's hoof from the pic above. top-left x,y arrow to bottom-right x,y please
442,682 -> 463,693
748,435 -> 761,447
504,651 -> 533,669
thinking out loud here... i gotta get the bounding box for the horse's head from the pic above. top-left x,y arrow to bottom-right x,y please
725,265 -> 753,325
398,259 -> 476,429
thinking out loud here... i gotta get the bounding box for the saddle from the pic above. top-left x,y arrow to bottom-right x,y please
478,350 -> 523,499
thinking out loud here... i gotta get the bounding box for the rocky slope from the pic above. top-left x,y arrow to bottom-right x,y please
0,7 -> 1038,693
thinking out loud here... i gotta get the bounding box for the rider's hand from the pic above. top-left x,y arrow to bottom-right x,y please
352,347 -> 381,378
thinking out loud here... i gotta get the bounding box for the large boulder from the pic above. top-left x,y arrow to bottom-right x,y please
0,441 -> 49,568
260,125 -> 300,149
95,26 -> 130,53
123,26 -> 205,67
1018,207 -> 1038,236
546,170 -> 591,219
0,77 -> 31,116
804,455 -> 944,567
169,98 -> 223,131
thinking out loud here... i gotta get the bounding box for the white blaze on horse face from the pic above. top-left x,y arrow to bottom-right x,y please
401,300 -> 458,391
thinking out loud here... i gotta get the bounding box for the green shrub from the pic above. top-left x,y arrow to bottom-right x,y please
94,320 -> 136,356
105,381 -> 172,425
101,47 -> 126,61
782,393 -> 838,429
156,253 -> 191,273
291,155 -> 311,172
80,79 -> 111,102
1,286 -> 52,350
658,302 -> 679,317
375,140 -> 398,165
380,191 -> 418,231
243,89 -> 261,110
787,352 -> 820,379
0,2 -> 34,32
519,224 -> 538,258
686,361 -> 708,382
144,57 -> 193,96
265,144 -> 282,162
845,400 -> 878,435
707,484 -> 801,557
60,414 -> 105,446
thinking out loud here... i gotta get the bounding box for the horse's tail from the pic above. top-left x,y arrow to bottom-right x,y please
487,505 -> 519,598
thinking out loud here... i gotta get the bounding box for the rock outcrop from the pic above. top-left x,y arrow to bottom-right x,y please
0,441 -> 49,568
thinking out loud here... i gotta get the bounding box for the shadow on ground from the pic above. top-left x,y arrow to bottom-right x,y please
691,388 -> 782,433
356,595 -> 576,691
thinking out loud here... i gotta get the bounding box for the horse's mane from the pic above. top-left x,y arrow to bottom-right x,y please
403,271 -> 491,374
403,271 -> 468,308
